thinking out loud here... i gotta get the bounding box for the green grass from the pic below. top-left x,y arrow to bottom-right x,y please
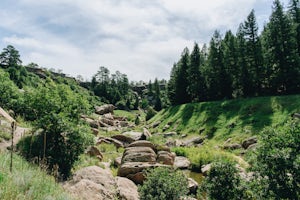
149,95 -> 300,169
149,95 -> 300,142
0,152 -> 72,200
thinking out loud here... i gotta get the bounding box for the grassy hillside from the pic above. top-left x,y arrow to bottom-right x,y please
148,95 -> 300,168
149,94 -> 300,142
0,152 -> 72,200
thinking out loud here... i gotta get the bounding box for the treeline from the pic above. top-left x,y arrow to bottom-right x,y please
168,0 -> 300,105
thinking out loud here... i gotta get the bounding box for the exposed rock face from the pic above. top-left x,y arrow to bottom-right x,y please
242,136 -> 257,149
64,166 -> 139,200
188,178 -> 199,195
157,151 -> 175,165
122,147 -> 157,163
116,177 -> 139,200
122,131 -> 145,141
201,163 -> 212,175
118,140 -> 173,184
182,137 -> 206,147
111,134 -> 135,146
64,166 -> 116,200
95,104 -> 116,115
223,143 -> 242,150
97,136 -> 124,149
174,156 -> 191,169
118,162 -> 169,184
86,146 -> 103,161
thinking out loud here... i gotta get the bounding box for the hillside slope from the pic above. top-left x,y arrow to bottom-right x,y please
149,94 -> 300,143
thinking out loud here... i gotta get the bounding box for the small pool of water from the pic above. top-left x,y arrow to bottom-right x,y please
183,170 -> 204,184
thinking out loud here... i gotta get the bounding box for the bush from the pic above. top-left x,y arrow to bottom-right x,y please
173,147 -> 187,157
146,107 -> 157,121
138,167 -> 188,200
251,120 -> 300,199
198,161 -> 247,200
17,114 -> 94,179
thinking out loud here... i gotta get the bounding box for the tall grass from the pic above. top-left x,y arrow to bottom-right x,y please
0,152 -> 72,200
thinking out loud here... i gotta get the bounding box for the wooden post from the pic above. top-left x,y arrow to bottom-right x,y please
10,121 -> 16,172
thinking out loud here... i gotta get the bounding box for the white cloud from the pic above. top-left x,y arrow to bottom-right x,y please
0,0 -> 290,81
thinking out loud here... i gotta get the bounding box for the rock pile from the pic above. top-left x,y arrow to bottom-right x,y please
117,140 -> 175,184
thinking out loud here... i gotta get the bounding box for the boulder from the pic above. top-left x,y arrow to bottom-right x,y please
128,140 -> 156,151
201,164 -> 212,176
116,177 -> 139,200
111,134 -> 135,145
64,166 -> 116,200
157,151 -> 175,165
188,178 -> 198,195
143,128 -> 152,139
163,132 -> 177,138
223,143 -> 242,150
122,131 -> 145,141
174,156 -> 191,169
182,137 -> 205,147
97,137 -> 124,149
242,136 -> 257,149
152,121 -> 161,128
122,147 -> 157,163
86,146 -> 103,161
83,117 -> 99,129
103,113 -> 114,120
117,162 -> 169,184
95,104 -> 116,115
114,157 -> 122,167
91,128 -> 99,136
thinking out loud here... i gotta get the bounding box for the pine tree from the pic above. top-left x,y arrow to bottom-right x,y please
243,10 -> 264,95
265,0 -> 300,94
174,48 -> 190,104
187,43 -> 206,102
289,0 -> 300,55
167,63 -> 177,105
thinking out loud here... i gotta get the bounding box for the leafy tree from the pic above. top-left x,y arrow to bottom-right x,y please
251,120 -> 300,199
199,162 -> 248,200
139,167 -> 188,200
0,45 -> 22,69
0,69 -> 20,109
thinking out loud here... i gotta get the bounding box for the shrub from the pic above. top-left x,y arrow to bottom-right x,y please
17,114 -> 94,179
251,120 -> 300,199
173,147 -> 187,157
138,167 -> 188,200
146,107 -> 157,121
198,161 -> 247,200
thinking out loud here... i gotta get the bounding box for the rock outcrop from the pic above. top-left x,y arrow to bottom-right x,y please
242,136 -> 257,149
117,140 -> 173,184
64,166 -> 139,200
174,156 -> 191,169
95,104 -> 116,115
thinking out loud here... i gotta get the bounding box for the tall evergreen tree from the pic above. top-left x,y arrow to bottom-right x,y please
289,0 -> 300,55
237,24 -> 255,97
243,10 -> 264,95
187,43 -> 206,102
174,48 -> 190,104
264,0 -> 300,94
222,31 -> 240,97
167,63 -> 177,105
206,31 -> 232,100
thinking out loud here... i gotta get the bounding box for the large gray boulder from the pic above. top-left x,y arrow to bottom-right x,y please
174,156 -> 191,169
128,140 -> 156,151
63,166 -> 116,200
242,136 -> 257,149
157,151 -> 175,165
116,177 -> 139,200
118,162 -> 169,184
95,104 -> 116,115
122,131 -> 145,141
122,146 -> 157,163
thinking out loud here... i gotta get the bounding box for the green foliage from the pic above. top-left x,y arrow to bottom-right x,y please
138,167 -> 188,200
146,107 -> 157,121
17,114 -> 94,179
0,153 -> 72,200
199,161 -> 248,200
0,68 -> 21,109
251,120 -> 300,199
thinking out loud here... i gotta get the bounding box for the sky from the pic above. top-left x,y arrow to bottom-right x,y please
0,0 -> 290,81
